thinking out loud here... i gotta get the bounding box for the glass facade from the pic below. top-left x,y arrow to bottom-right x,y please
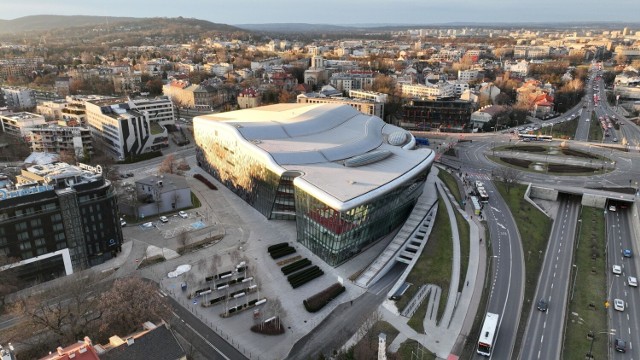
294,169 -> 430,266
196,121 -> 432,266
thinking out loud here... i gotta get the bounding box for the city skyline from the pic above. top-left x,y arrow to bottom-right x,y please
2,0 -> 640,25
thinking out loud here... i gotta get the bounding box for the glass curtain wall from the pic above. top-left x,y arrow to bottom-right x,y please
295,166 -> 431,266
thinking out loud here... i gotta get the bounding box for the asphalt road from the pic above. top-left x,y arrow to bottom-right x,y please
165,290 -> 248,360
286,264 -> 404,359
520,196 -> 580,360
469,180 -> 524,359
607,204 -> 640,359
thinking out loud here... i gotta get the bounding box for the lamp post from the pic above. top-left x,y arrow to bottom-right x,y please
570,264 -> 578,301
587,328 -> 616,359
576,219 -> 583,249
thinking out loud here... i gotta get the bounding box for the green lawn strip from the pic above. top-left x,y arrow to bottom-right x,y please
562,206 -> 607,360
345,321 -> 399,359
396,339 -> 437,360
461,228 -> 490,359
456,210 -> 470,294
408,197 -> 453,333
541,118 -> 579,140
397,197 -> 453,332
438,169 -> 463,205
494,182 -> 552,354
589,111 -> 603,141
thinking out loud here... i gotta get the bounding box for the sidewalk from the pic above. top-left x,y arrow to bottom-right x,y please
354,166 -> 487,359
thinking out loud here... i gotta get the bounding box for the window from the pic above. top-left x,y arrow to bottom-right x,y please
19,241 -> 31,250
34,238 -> 46,247
53,223 -> 64,232
32,228 -> 44,237
51,213 -> 62,222
17,232 -> 29,241
31,219 -> 42,227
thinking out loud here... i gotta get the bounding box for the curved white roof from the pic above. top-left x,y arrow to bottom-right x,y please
194,103 -> 434,211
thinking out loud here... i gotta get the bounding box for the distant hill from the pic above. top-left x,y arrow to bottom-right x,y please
235,23 -> 358,33
0,15 -> 243,36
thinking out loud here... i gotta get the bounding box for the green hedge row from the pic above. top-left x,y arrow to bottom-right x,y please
281,258 -> 311,275
268,242 -> 289,253
303,283 -> 346,312
270,246 -> 296,259
288,266 -> 324,288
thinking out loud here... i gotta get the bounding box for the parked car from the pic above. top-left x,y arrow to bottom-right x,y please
178,211 -> 188,218
609,205 -> 616,212
120,218 -> 126,227
628,276 -> 638,287
159,216 -> 169,223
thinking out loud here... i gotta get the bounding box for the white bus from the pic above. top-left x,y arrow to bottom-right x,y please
475,181 -> 489,203
477,312 -> 500,356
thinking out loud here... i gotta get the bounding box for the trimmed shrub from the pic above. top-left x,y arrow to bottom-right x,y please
281,259 -> 312,275
250,318 -> 285,335
270,246 -> 296,259
303,283 -> 346,312
193,173 -> 218,190
268,242 -> 289,253
291,269 -> 324,289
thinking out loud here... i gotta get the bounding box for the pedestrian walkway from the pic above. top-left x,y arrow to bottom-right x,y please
355,170 -> 439,288
357,165 -> 487,359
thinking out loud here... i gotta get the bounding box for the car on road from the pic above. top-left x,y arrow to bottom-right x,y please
628,276 -> 638,287
178,211 -> 188,218
615,338 -> 627,352
613,265 -> 622,275
609,205 -> 616,212
141,222 -> 153,229
613,137 -> 618,142
120,218 -> 126,227
159,216 -> 169,223
623,249 -> 632,258
614,298 -> 625,311
536,298 -> 548,312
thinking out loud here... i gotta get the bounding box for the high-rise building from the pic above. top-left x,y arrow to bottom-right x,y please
0,162 -> 122,285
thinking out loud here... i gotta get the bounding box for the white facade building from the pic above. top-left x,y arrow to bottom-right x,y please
85,98 -> 169,160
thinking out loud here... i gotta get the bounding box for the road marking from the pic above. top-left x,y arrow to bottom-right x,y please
177,313 -> 231,360
543,321 -> 546,329
551,283 -> 554,289
540,335 -> 544,344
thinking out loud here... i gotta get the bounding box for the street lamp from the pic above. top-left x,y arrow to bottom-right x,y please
576,219 -> 583,250
587,328 -> 616,359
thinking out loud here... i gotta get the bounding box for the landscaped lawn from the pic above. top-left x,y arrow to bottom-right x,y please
562,206 -> 607,360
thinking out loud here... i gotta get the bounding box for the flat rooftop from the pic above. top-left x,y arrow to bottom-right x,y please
195,103 -> 434,210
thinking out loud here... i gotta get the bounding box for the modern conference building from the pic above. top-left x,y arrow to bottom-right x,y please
194,103 -> 434,266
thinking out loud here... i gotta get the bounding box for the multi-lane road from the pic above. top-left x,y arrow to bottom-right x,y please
606,203 -> 640,359
520,196 -> 580,360
463,178 -> 524,359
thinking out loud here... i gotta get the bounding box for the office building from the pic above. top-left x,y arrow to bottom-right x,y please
0,162 -> 122,285
194,103 -> 435,265
0,112 -> 46,137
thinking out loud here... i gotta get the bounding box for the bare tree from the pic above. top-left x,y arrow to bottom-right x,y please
0,256 -> 19,306
178,228 -> 189,248
158,154 -> 177,174
57,150 -> 77,165
492,166 -> 523,193
9,273 -> 107,345
209,254 -> 221,287
97,277 -> 170,336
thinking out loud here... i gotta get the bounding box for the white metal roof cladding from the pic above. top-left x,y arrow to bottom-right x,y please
195,103 -> 434,211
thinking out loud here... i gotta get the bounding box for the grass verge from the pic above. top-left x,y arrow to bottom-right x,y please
461,228 -> 489,359
562,206 -> 607,360
588,111 -> 603,141
542,118 -> 579,139
395,197 -> 453,332
494,182 -> 552,355
397,339 -> 437,360
438,169 -> 463,205
456,210 -> 470,294
343,321 -> 399,359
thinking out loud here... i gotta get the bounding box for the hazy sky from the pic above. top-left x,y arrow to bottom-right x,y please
2,0 -> 639,24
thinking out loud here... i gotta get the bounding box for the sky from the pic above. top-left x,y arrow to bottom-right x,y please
2,0 -> 640,25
